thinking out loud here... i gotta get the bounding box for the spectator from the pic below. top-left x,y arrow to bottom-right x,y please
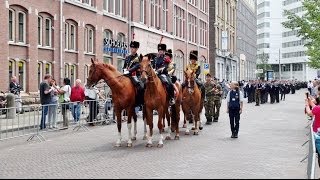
308,81 -> 313,95
55,78 -> 71,129
70,79 -> 85,123
84,86 -> 100,126
9,76 -> 23,113
48,79 -> 59,129
39,75 -> 53,130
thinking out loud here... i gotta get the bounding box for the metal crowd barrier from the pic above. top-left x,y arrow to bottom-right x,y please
0,98 -> 115,142
302,117 -> 317,179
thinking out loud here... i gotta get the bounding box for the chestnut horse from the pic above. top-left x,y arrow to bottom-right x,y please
140,55 -> 169,148
86,59 -> 147,147
181,68 -> 203,135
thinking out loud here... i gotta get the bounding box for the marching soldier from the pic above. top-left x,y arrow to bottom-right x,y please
152,43 -> 176,105
213,78 -> 223,122
204,74 -> 215,125
255,80 -> 262,106
185,50 -> 205,99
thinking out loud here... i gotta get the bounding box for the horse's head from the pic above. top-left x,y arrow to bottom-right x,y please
184,68 -> 196,89
87,58 -> 105,88
140,54 -> 154,83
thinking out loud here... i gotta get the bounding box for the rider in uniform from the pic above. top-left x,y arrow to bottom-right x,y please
152,44 -> 176,105
185,50 -> 205,100
123,41 -> 144,106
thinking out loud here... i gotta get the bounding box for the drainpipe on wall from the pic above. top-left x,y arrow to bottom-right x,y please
60,0 -> 63,85
186,1 -> 189,68
128,0 -> 132,47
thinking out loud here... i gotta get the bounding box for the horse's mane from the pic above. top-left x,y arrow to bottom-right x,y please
103,63 -> 117,72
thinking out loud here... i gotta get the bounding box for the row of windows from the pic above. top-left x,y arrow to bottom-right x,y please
199,20 -> 208,47
8,9 -> 26,43
173,5 -> 185,39
103,0 -> 123,17
216,27 -> 236,54
258,12 -> 270,19
139,0 -> 168,31
257,43 -> 270,49
280,63 -> 303,72
257,33 -> 270,39
282,30 -> 299,37
237,39 -> 256,56
257,53 -> 270,60
237,21 -> 256,40
283,0 -> 301,6
257,22 -> 270,29
216,0 -> 236,27
188,14 -> 197,43
238,1 -> 256,24
257,1 -> 270,9
282,51 -> 306,58
199,0 -> 208,13
282,39 -> 305,48
283,6 -> 305,15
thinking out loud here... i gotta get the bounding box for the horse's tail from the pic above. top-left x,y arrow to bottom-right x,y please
170,104 -> 177,130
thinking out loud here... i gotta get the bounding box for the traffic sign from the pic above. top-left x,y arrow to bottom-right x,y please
204,63 -> 210,70
255,69 -> 264,74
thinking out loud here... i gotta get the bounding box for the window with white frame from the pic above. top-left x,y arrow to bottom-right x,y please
117,33 -> 126,58
18,12 -> 26,43
174,5 -> 185,39
103,29 -> 113,56
9,60 -> 15,84
188,0 -> 197,6
104,0 -> 124,17
82,0 -> 94,7
38,16 -> 43,46
45,63 -> 52,75
150,0 -> 160,28
175,50 -> 184,82
18,61 -> 26,91
162,0 -> 168,31
140,0 -> 145,23
188,13 -> 197,43
200,20 -> 208,47
85,25 -> 95,53
115,0 -> 122,16
45,18 -> 52,47
9,9 -> 15,41
38,62 -> 43,88
65,21 -> 77,51
65,64 -> 77,86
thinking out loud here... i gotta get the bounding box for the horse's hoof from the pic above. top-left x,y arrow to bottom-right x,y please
127,143 -> 133,147
199,126 -> 204,131
174,136 -> 180,140
132,137 -> 137,141
157,144 -> 164,148
165,136 -> 172,141
143,136 -> 148,140
185,132 -> 190,136
146,144 -> 153,148
115,143 -> 121,147
194,132 -> 199,136
191,127 -> 196,131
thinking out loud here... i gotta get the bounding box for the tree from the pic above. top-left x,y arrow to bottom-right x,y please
282,0 -> 320,69
256,52 -> 271,80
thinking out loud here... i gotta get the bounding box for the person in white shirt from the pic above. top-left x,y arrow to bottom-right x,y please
48,79 -> 59,129
54,78 -> 71,129
85,86 -> 100,126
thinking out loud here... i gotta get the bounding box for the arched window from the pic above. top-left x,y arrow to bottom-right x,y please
103,29 -> 113,59
9,9 -> 15,41
18,12 -> 26,43
18,61 -> 26,91
174,50 -> 184,82
84,65 -> 89,84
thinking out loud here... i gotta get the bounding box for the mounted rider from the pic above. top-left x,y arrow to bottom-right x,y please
123,41 -> 144,105
185,50 -> 205,99
152,43 -> 176,105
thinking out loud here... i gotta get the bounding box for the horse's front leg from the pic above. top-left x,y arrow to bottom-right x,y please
126,108 -> 134,147
165,109 -> 172,141
146,109 -> 154,148
132,109 -> 138,141
115,109 -> 123,147
194,113 -> 200,136
157,108 -> 164,148
142,106 -> 148,140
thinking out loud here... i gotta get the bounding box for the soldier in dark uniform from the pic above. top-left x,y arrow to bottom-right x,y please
123,41 -> 144,106
185,50 -> 205,99
152,43 -> 175,105
255,81 -> 262,106
274,82 -> 280,103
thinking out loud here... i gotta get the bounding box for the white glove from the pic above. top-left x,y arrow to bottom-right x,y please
123,69 -> 130,75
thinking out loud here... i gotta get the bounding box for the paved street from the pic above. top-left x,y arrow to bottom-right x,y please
0,90 -> 309,179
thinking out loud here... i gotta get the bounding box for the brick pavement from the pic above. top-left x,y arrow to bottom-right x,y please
0,90 -> 309,178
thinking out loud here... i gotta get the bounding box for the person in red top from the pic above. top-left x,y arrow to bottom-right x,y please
70,79 -> 85,122
305,96 -> 320,133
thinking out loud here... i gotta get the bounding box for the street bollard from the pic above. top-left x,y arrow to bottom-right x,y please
6,93 -> 16,119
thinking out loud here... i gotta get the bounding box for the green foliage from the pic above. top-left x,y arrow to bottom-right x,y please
282,0 -> 320,69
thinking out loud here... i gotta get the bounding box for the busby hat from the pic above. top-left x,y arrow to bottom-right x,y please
158,44 -> 167,51
130,41 -> 140,48
165,49 -> 173,59
190,50 -> 198,61
206,73 -> 212,77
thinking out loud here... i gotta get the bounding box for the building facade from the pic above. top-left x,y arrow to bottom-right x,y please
236,0 -> 257,81
281,0 -> 318,81
1,0 -> 209,94
212,0 -> 238,81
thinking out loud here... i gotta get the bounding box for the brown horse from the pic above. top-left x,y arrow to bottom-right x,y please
181,68 -> 203,135
86,59 -> 147,147
140,55 -> 169,148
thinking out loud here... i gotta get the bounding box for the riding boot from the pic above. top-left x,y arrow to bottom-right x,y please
196,79 -> 205,100
167,83 -> 176,105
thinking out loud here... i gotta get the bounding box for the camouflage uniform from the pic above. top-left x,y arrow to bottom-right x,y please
213,84 -> 222,121
204,81 -> 215,123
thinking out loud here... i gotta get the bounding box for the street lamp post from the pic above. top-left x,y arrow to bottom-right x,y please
279,49 -> 282,81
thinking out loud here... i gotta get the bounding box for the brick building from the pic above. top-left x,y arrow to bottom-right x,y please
0,0 -> 209,94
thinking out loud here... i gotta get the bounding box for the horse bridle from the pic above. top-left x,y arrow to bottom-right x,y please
141,64 -> 156,82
